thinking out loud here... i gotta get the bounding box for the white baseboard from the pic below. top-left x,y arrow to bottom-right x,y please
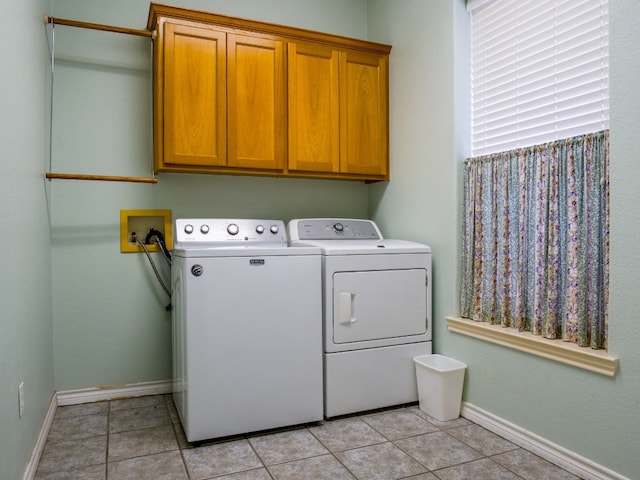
23,380 -> 172,480
22,394 -> 56,480
461,402 -> 629,480
56,380 -> 172,406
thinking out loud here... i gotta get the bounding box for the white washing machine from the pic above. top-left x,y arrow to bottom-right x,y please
288,218 -> 432,417
172,218 -> 323,442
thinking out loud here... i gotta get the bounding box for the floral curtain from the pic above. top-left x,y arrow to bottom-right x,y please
460,130 -> 609,349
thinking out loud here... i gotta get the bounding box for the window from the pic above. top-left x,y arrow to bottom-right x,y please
469,0 -> 609,156
457,0 -> 611,364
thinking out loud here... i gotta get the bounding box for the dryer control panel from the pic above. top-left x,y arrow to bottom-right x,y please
290,219 -> 382,241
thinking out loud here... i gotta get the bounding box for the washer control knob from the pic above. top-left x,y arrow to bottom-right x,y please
227,223 -> 239,236
256,225 -> 265,234
184,224 -> 194,234
333,222 -> 344,233
200,224 -> 209,234
270,224 -> 279,234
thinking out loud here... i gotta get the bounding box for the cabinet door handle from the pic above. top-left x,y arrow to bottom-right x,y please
339,292 -> 356,325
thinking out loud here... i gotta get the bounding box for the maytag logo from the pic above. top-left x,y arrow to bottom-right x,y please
249,259 -> 265,265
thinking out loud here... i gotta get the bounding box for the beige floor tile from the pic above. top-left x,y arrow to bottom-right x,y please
48,412 -> 108,442
172,420 -> 192,450
109,404 -> 171,433
165,395 -> 181,424
108,424 -> 179,461
310,418 -> 386,452
110,395 -> 166,411
395,474 -> 438,480
492,448 -> 580,480
394,431 -> 483,471
409,407 -> 471,430
34,463 -> 105,480
182,439 -> 263,479
249,429 -> 328,465
362,410 -> 439,440
37,435 -> 106,474
268,454 -> 355,480
215,468 -> 274,480
54,402 -> 108,419
335,442 -> 427,480
107,451 -> 187,479
434,457 -> 522,480
446,424 -> 518,456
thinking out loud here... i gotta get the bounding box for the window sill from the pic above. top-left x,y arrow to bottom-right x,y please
446,316 -> 619,377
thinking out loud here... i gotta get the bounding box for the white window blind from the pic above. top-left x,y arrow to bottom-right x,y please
470,0 -> 609,157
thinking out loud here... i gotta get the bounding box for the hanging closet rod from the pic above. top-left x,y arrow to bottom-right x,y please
44,15 -> 152,38
44,14 -> 157,184
46,173 -> 158,184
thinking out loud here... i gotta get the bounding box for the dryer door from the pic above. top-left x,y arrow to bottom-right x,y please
332,269 -> 427,344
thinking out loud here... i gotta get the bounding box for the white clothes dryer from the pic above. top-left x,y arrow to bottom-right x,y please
172,219 -> 323,442
288,218 -> 432,417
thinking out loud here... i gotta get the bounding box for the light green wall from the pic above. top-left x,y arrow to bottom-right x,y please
49,0 -> 371,390
368,1 -> 640,478
0,1 -> 55,479
367,0 -> 462,338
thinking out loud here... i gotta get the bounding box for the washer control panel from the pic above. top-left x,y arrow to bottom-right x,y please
289,219 -> 383,241
175,219 -> 287,246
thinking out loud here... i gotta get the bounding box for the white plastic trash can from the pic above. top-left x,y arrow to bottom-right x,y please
414,354 -> 466,421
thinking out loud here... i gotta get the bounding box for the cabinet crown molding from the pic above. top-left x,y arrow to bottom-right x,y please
147,2 -> 391,55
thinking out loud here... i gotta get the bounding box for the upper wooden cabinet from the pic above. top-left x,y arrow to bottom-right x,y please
154,18 -> 285,173
227,34 -> 286,171
148,3 -> 391,181
287,43 -> 388,178
287,42 -> 340,174
160,21 -> 226,168
340,51 -> 389,177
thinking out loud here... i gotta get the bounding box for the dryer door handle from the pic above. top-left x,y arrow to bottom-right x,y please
338,292 -> 356,325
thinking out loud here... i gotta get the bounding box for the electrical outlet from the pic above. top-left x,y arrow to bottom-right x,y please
18,382 -> 24,419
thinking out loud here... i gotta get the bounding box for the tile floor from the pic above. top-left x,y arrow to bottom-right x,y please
35,394 -> 581,480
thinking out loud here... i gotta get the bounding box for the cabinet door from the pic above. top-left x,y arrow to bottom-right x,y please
288,42 -> 340,173
227,34 -> 286,171
340,51 -> 389,177
162,21 -> 226,167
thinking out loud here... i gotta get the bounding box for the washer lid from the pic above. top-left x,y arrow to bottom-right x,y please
173,245 -> 322,258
